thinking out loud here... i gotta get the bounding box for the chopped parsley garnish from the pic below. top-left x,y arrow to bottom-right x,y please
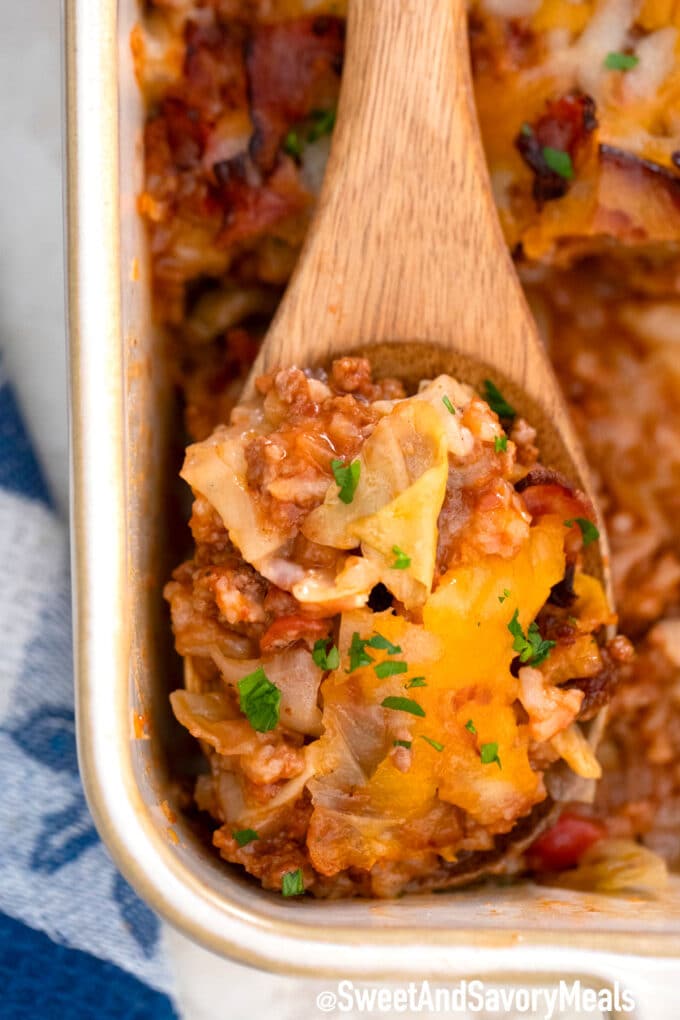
604,51 -> 639,71
312,637 -> 339,671
375,660 -> 408,679
508,609 -> 556,666
366,633 -> 402,655
420,735 -> 444,752
283,130 -> 303,159
465,719 -> 477,735
542,146 -> 574,180
498,588 -> 511,604
564,517 -> 600,547
391,545 -> 411,570
494,435 -> 508,453
381,696 -> 426,718
393,739 -> 412,750
442,394 -> 456,415
480,742 -> 502,769
232,828 -> 259,847
281,869 -> 305,897
347,632 -> 373,672
237,667 -> 281,732
483,379 -> 516,420
283,108 -> 336,160
306,107 -> 336,142
520,122 -> 533,137
405,676 -> 427,689
331,457 -> 360,504
347,632 -> 404,672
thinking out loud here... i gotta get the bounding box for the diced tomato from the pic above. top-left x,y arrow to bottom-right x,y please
260,614 -> 331,654
527,811 -> 606,872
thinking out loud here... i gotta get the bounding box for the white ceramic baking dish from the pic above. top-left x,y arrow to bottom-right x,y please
65,0 -> 680,1005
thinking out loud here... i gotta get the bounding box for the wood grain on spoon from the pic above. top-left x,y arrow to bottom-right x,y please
246,0 -> 610,590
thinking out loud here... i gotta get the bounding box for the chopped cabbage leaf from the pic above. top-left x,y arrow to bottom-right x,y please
303,400 -> 448,607
181,424 -> 288,567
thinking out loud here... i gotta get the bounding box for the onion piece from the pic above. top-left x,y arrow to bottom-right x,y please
237,753 -> 317,830
170,690 -> 261,756
552,839 -> 668,895
210,645 -> 324,737
551,722 -> 602,779
292,555 -> 380,614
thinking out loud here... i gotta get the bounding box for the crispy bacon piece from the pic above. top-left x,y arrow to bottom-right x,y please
516,92 -> 597,205
600,145 -> 680,207
216,157 -> 312,247
247,16 -> 344,171
595,145 -> 680,242
516,468 -> 595,559
182,19 -> 250,121
141,15 -> 344,322
259,615 -> 332,654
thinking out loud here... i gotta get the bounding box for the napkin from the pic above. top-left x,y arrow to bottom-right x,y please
0,361 -> 177,1017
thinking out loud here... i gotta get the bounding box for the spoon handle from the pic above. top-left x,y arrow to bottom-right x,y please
247,0 -> 610,599
253,0 -> 532,374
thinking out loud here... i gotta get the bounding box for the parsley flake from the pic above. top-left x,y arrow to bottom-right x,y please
366,633 -> 402,655
238,667 -> 281,732
494,434 -> 508,453
375,660 -> 408,679
420,735 -> 444,752
604,51 -> 639,71
543,146 -> 574,180
283,130 -> 302,159
465,719 -> 477,735
283,108 -> 336,160
520,122 -> 533,137
232,828 -> 259,847
498,588 -> 511,604
331,457 -> 360,504
381,696 -> 426,718
480,742 -> 502,769
312,637 -> 339,671
307,108 -> 336,142
391,545 -> 411,570
483,379 -> 516,420
564,517 -> 600,547
405,677 -> 427,689
347,632 -> 373,672
508,609 -> 556,666
281,869 -> 305,897
442,394 -> 456,415
393,739 -> 412,750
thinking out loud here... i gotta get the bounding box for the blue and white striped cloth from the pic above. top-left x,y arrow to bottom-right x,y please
0,361 -> 177,1017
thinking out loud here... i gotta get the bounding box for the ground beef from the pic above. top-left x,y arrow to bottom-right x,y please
143,2 -> 680,891
594,625 -> 680,869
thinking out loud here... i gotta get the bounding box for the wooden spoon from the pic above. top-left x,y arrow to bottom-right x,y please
245,0 -> 609,589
